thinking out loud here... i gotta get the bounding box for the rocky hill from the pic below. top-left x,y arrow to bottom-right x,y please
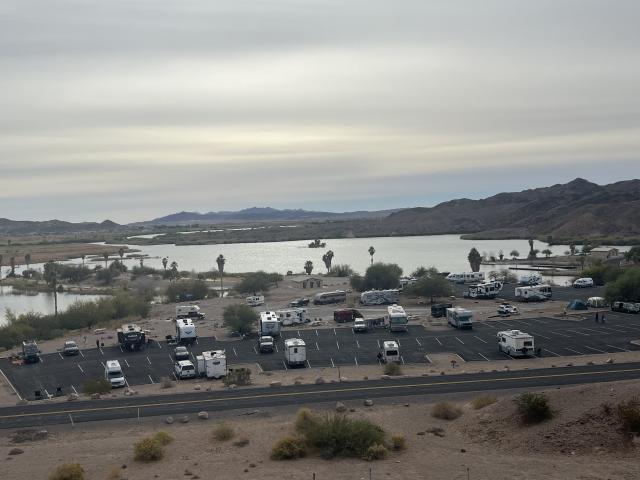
0,218 -> 121,236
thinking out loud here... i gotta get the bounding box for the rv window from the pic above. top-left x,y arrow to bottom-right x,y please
293,348 -> 298,353
524,341 -> 532,347
386,350 -> 398,356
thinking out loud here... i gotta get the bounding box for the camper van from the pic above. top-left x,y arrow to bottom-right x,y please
259,311 -> 281,336
447,272 -> 485,284
176,318 -> 197,343
497,330 -> 535,357
313,290 -> 347,305
446,307 -> 473,329
275,308 -> 308,326
519,273 -> 543,286
467,281 -> 503,299
573,277 -> 594,288
360,289 -> 400,305
387,305 -> 409,332
105,360 -> 126,388
246,295 -> 265,307
284,338 -> 306,367
175,305 -> 205,319
196,350 -> 227,379
514,284 -> 552,302
382,340 -> 400,363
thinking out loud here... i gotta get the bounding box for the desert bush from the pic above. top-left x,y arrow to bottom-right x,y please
223,304 -> 258,335
212,423 -> 235,441
160,376 -> 175,389
514,393 -> 554,424
165,279 -> 213,303
232,437 -> 250,447
271,436 -> 308,460
294,408 -> 319,434
383,362 -> 401,376
49,463 -> 85,480
153,431 -> 174,446
134,437 -> 164,462
328,264 -> 354,277
224,367 -> 251,386
471,394 -> 497,410
363,443 -> 389,461
83,379 -> 111,395
617,398 -> 640,434
431,401 -> 463,420
390,434 -> 406,451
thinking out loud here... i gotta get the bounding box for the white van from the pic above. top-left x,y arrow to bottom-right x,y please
104,360 -> 126,388
246,295 -> 265,306
382,340 -> 400,363
284,338 -> 306,367
573,278 -> 594,288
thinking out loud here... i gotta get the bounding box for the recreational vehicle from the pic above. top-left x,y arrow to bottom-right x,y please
22,340 -> 40,364
387,305 -> 409,332
175,318 -> 197,343
519,273 -> 543,286
514,285 -> 552,302
334,308 -> 363,323
382,340 -> 400,363
447,272 -> 485,284
497,330 -> 535,357
105,360 -> 126,388
587,297 -> 606,308
398,277 -> 417,291
284,338 -> 306,367
117,323 -> 146,351
573,277 -> 594,288
175,305 -> 205,319
467,281 -> 503,299
246,295 -> 265,307
258,335 -> 275,353
446,307 -> 473,329
313,290 -> 347,305
430,303 -> 453,318
259,311 -> 281,337
611,302 -> 640,314
275,308 -> 308,326
196,350 -> 227,379
360,289 -> 400,305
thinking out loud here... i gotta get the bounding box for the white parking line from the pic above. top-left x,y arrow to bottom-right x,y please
455,337 -> 464,345
336,341 -> 340,350
377,339 -> 381,349
255,362 -> 263,373
331,358 -> 335,368
71,385 -> 78,394
356,340 -> 361,348
543,348 -> 561,357
607,344 -> 630,352
99,347 -> 104,355
233,347 -> 238,357
275,343 -> 279,352
533,333 -> 551,340
425,354 -> 432,363
415,338 -> 422,346
564,347 -> 584,355
315,341 -> 319,351
146,356 -> 152,365
124,359 -> 130,368
401,356 -> 405,365
119,346 -> 124,353
583,345 -> 606,353
297,330 -> 301,336
157,341 -> 162,349
516,320 -> 532,326
77,364 -> 85,374
354,357 -> 358,366
79,350 -> 85,358
307,359 -> 312,368
478,353 -> 490,361
435,337 -> 442,346
315,330 -> 319,336
58,352 -> 64,360
473,336 -> 487,344
550,331 -> 571,338
599,326 -> 629,333
148,375 -> 155,384
282,360 -> 288,371
568,330 -> 590,336
253,346 -> 257,354
396,338 -> 401,346
40,356 -> 44,363
333,328 -> 337,335
0,368 -> 21,400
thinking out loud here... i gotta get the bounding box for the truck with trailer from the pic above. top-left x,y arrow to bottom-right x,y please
514,284 -> 552,302
387,305 -> 409,332
446,307 -> 473,329
22,340 -> 40,364
275,308 -> 308,326
284,338 -> 306,367
313,290 -> 347,305
196,350 -> 227,379
175,305 -> 205,319
360,289 -> 400,305
333,308 -> 364,323
467,281 -> 503,299
497,330 -> 535,357
117,323 -> 146,351
176,318 -> 198,344
259,311 -> 281,337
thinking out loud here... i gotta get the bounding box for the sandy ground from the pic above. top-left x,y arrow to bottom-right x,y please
3,381 -> 640,480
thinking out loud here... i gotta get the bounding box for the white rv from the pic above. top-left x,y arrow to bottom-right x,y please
313,290 -> 347,305
497,330 -> 535,357
104,360 -> 126,388
573,277 -> 594,288
514,284 -> 552,302
360,289 -> 400,306
446,307 -> 473,329
467,281 -> 503,299
519,273 -> 543,286
259,311 -> 281,337
387,304 -> 409,332
176,318 -> 197,343
284,338 -> 306,367
447,272 -> 485,284
246,295 -> 265,307
176,305 -> 205,319
398,277 -> 417,291
196,350 -> 227,379
382,340 -> 400,363
275,308 -> 308,326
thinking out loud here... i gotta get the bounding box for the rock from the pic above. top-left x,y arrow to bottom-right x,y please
165,416 -> 174,424
198,411 -> 209,420
416,431 -> 425,436
380,375 -> 391,380
315,377 -> 325,384
460,448 -> 466,453
269,381 -> 282,387
426,427 -> 445,437
249,463 -> 256,468
606,357 -> 614,364
90,393 -> 101,400
67,393 -> 79,402
566,363 -> 574,367
404,403 -> 410,407
587,361 -> 594,365
206,387 -> 211,392
335,402 -> 347,413
364,399 -> 374,407
184,469 -> 193,476
363,376 -> 369,380
194,385 -> 202,391
294,380 -> 302,385
180,415 -> 190,423
8,448 -> 23,455
340,377 -> 348,382
440,371 -> 445,375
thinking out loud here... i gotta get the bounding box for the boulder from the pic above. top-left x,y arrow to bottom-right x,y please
194,385 -> 202,391
364,399 -> 374,407
198,411 -> 209,420
67,393 -> 79,402
179,415 -> 190,423
335,402 -> 347,413
8,448 -> 24,455
270,381 -> 282,387
165,416 -> 174,425
605,357 -> 614,364
380,375 -> 391,380
90,393 -> 101,400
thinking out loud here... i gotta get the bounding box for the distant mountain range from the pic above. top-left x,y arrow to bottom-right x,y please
145,207 -> 400,225
0,218 -> 120,236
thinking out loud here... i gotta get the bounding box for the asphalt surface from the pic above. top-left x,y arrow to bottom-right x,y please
1,362 -> 640,429
453,283 -> 606,303
2,309 -> 639,401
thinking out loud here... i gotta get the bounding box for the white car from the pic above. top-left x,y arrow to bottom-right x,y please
498,304 -> 519,315
174,360 -> 196,379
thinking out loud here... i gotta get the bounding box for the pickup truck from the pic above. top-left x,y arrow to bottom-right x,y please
258,335 -> 275,353
353,318 -> 367,333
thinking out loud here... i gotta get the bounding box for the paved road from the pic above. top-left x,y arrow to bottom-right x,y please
1,362 -> 640,429
2,311 -> 639,401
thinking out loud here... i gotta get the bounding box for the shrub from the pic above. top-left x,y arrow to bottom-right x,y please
390,434 -> 406,451
134,437 -> 164,462
363,443 -> 389,461
431,401 -> 463,420
328,264 -> 354,277
165,279 -> 212,303
153,431 -> 174,446
83,379 -> 111,395
349,274 -> 365,292
605,269 -> 640,304
271,436 -> 307,460
514,393 -> 554,424
383,362 -> 401,376
617,398 -> 640,434
223,304 -> 258,335
49,463 -> 85,480
224,367 -> 251,386
232,437 -> 250,447
294,408 -> 319,434
160,376 -> 175,389
212,423 -> 235,441
471,395 -> 497,410
302,413 -> 385,458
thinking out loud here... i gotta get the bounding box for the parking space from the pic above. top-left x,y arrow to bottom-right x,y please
454,283 -> 606,303
2,311 -> 639,400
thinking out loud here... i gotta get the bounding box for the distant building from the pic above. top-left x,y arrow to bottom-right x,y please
590,247 -> 620,259
299,277 -> 323,289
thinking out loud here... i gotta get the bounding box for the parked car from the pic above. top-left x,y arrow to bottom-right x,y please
290,297 -> 310,307
353,318 -> 368,333
62,340 -> 80,356
174,346 -> 190,361
498,304 -> 519,315
258,335 -> 275,353
573,277 -> 594,288
174,360 -> 197,379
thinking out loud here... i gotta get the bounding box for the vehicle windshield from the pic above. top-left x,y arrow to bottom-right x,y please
108,370 -> 123,378
182,365 -> 194,371
386,350 -> 398,356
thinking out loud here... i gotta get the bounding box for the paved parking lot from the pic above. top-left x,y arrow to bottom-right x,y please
453,283 -> 606,303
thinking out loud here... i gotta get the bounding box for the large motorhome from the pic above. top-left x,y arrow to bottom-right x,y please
313,290 -> 347,305
246,295 -> 265,307
446,272 -> 485,284
176,318 -> 197,344
387,305 -> 409,332
360,289 -> 400,306
117,323 -> 146,351
446,307 -> 473,329
514,284 -> 552,302
175,305 -> 205,319
497,330 -> 535,357
259,311 -> 281,337
275,308 -> 308,326
467,281 -> 503,299
284,338 -> 306,367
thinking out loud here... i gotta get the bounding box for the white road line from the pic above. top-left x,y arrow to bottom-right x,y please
455,337 -> 464,345
533,333 -> 551,340
253,346 -> 257,354
124,359 -> 130,368
157,341 -> 162,349
146,356 -> 152,365
148,375 -> 155,384
233,347 -> 238,357
331,358 -> 335,368
415,338 -> 422,346
550,331 -> 571,338
58,352 -> 64,360
401,356 -> 405,365
478,353 -> 490,361
71,385 -> 78,394
356,340 -> 361,348
543,348 -> 561,357
0,368 -> 21,400
315,341 -> 319,351
607,344 -> 630,352
583,345 -> 606,353
564,347 -> 584,355
77,364 -> 85,374
473,336 -> 487,344
336,341 -> 340,350
79,350 -> 85,358
435,337 -> 442,346
354,357 -> 358,366
282,360 -> 288,371
425,354 -> 432,363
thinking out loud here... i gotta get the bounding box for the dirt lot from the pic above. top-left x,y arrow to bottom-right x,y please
2,381 -> 640,480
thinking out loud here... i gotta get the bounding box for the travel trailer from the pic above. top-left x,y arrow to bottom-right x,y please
387,305 -> 409,332
382,340 -> 400,363
175,305 -> 205,319
275,308 -> 308,326
360,289 -> 400,305
259,311 -> 281,337
175,318 -> 197,343
116,323 -> 146,351
284,338 -> 306,367
467,281 -> 503,299
246,295 -> 265,307
196,350 -> 227,379
398,277 -> 417,291
514,285 -> 552,302
105,360 -> 126,388
573,277 -> 594,288
497,330 -> 535,357
446,307 -> 473,329
447,272 -> 485,284
519,273 -> 543,286
313,290 -> 347,305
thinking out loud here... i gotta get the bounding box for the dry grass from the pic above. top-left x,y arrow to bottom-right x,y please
48,463 -> 85,480
390,434 -> 406,451
153,431 -> 174,446
383,362 -> 402,376
271,436 -> 307,460
133,438 -> 164,462
431,401 -> 463,420
212,423 -> 235,441
471,394 -> 497,410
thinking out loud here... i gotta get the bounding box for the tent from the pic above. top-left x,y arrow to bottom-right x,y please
567,299 -> 588,310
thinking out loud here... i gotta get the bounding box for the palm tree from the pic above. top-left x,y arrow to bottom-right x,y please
118,247 -> 125,260
43,261 -> 59,316
9,256 -> 16,277
368,246 -> 375,265
169,261 -> 179,281
24,253 -> 31,270
139,258 -> 144,268
322,250 -> 334,273
542,249 -> 552,259
103,252 -> 109,269
216,254 -> 226,294
528,238 -> 535,257
162,257 -> 168,271
81,254 -> 86,266
304,260 -> 313,275
498,250 -> 504,261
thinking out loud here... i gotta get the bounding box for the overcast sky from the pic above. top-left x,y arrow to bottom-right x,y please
1,1 -> 639,223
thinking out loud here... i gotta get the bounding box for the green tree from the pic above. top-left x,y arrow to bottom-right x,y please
328,264 -> 354,277
528,238 -> 535,257
350,273 -> 365,291
166,279 -> 211,302
24,253 -> 31,270
510,250 -> 519,261
9,256 -> 16,277
304,260 -> 314,275
43,261 -> 59,316
569,243 -> 576,255
118,247 -> 125,260
216,254 -> 226,294
405,269 -> 453,302
368,246 -> 375,265
605,268 -> 640,303
81,254 -> 86,266
162,257 -> 168,271
102,252 -> 109,269
322,250 -> 334,273
169,261 -> 179,281
541,249 -> 552,259
467,248 -> 482,272
235,271 -> 277,295
498,250 -> 504,261
223,304 -> 258,335
624,246 -> 640,264
362,263 -> 403,290
412,266 -> 428,278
